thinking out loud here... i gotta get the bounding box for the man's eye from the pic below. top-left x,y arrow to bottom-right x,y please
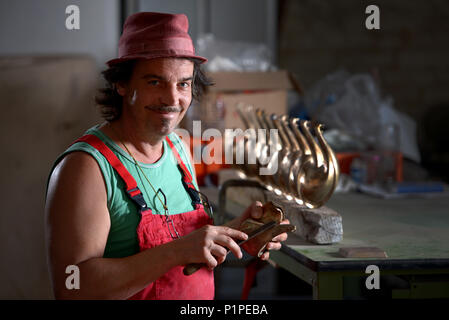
148,80 -> 159,86
179,82 -> 191,88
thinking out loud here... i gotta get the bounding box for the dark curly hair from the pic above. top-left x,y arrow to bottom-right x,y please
95,58 -> 214,121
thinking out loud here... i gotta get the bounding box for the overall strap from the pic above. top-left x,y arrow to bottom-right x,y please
72,134 -> 150,213
165,136 -> 201,205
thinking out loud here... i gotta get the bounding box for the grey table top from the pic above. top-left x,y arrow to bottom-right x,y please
202,186 -> 449,270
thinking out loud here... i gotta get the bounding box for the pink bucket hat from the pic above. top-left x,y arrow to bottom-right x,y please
107,12 -> 207,66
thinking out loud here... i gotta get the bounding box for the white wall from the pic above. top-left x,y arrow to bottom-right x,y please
136,0 -> 278,65
0,0 -> 120,69
0,0 -> 276,67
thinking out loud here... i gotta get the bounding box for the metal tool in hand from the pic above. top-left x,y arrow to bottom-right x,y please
183,220 -> 277,276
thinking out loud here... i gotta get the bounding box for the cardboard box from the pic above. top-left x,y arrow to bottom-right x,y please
211,70 -> 300,131
182,70 -> 301,132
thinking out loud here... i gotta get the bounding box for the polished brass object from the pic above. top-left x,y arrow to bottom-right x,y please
234,104 -> 340,208
258,110 -> 279,188
235,104 -> 258,177
239,201 -> 296,257
271,114 -> 293,194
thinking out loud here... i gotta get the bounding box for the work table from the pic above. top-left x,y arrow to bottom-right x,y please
202,186 -> 449,299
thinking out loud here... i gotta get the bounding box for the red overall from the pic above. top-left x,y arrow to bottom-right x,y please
73,134 -> 215,300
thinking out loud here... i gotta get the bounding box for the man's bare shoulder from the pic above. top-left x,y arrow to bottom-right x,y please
58,150 -> 98,168
48,151 -> 107,203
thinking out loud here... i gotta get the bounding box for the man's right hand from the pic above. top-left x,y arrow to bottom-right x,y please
176,225 -> 248,270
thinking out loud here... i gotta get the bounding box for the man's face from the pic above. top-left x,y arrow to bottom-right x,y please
117,57 -> 194,138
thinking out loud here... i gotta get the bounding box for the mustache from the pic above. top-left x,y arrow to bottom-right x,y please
146,105 -> 182,113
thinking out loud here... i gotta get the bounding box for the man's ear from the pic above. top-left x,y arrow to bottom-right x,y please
115,82 -> 127,97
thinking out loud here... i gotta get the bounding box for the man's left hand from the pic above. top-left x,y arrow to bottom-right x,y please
225,201 -> 289,261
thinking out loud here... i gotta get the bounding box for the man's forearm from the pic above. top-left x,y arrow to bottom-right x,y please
53,240 -> 182,300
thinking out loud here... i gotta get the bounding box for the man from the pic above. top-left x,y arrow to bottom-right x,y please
45,12 -> 288,300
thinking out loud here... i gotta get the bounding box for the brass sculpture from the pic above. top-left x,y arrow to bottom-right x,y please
233,104 -> 340,208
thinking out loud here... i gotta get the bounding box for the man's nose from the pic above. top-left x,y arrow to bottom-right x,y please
160,84 -> 179,106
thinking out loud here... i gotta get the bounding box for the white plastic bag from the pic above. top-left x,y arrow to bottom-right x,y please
305,70 -> 420,162
196,34 -> 274,72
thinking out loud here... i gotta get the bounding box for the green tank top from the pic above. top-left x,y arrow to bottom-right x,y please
48,124 -> 199,258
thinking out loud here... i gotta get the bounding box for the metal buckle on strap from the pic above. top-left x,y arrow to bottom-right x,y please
181,180 -> 201,204
127,187 -> 147,210
197,191 -> 214,217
